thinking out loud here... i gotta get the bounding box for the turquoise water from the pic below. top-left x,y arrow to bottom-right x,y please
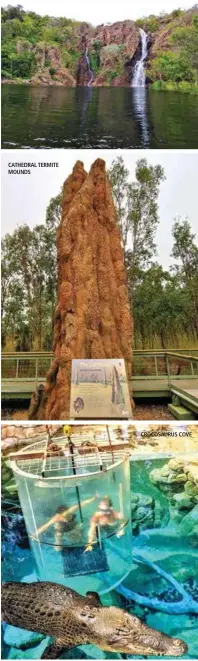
2,457 -> 198,659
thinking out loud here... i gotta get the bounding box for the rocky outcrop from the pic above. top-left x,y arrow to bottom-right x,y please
30,69 -> 75,86
95,21 -> 139,54
77,20 -> 140,86
150,458 -> 198,535
1,424 -> 62,455
150,8 -> 197,57
31,158 -> 133,420
30,44 -> 76,86
131,493 -> 165,534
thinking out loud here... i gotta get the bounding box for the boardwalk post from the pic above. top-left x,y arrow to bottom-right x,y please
190,360 -> 194,376
154,355 -> 158,378
165,354 -> 170,379
16,359 -> 19,379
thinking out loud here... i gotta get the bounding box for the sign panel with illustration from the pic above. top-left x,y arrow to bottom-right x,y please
70,359 -> 132,419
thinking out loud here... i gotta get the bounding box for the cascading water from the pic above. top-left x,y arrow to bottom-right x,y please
132,28 -> 148,87
85,47 -> 93,87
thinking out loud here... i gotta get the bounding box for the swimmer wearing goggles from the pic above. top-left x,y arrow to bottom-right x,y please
85,496 -> 125,552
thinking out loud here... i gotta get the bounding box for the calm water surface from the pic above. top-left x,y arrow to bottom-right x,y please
2,85 -> 198,149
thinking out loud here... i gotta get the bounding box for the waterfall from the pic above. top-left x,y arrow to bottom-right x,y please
85,47 -> 93,87
132,28 -> 148,87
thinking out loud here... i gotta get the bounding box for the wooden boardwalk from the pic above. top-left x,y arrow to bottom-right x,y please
2,349 -> 198,416
2,376 -> 198,414
170,380 -> 198,416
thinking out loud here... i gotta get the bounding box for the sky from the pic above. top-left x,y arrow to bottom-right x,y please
1,150 -> 197,270
1,0 -> 194,23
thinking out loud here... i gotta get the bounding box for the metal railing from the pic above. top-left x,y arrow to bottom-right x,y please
1,353 -> 53,381
1,350 -> 198,382
132,350 -> 198,380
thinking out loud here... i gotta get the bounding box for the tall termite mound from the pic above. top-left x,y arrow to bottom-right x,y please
29,158 -> 133,420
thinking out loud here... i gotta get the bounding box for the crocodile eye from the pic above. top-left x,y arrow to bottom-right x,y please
80,607 -> 97,620
115,627 -> 130,636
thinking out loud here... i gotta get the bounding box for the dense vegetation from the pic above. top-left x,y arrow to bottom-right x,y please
1,4 -> 80,80
1,4 -> 198,90
2,157 -> 198,352
145,10 -> 198,91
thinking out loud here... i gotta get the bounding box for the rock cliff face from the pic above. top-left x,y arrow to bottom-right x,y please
31,159 -> 133,420
30,44 -> 76,86
76,53 -> 91,86
77,20 -> 140,86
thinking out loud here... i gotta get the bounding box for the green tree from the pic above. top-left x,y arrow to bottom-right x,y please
1,188 -> 62,351
109,156 -> 165,308
45,190 -> 62,230
170,19 -> 198,74
108,156 -> 130,251
149,50 -> 196,84
171,218 -> 198,337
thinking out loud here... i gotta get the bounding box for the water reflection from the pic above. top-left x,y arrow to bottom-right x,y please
2,85 -> 198,149
79,85 -> 93,125
132,87 -> 150,147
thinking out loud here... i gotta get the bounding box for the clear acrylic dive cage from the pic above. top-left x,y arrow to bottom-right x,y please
10,428 -> 132,594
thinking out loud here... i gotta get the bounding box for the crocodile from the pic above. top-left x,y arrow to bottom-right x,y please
2,581 -> 188,659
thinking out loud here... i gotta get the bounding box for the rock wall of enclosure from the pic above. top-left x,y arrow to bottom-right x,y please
30,159 -> 133,420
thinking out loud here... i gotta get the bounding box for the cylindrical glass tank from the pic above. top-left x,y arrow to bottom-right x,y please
10,439 -> 132,595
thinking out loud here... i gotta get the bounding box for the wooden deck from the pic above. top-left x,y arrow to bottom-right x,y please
2,380 -> 38,400
1,376 -> 172,400
170,380 -> 198,415
2,376 -> 198,413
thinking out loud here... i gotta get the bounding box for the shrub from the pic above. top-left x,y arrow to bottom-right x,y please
49,66 -> 57,75
106,69 -> 119,83
150,50 -> 196,84
136,15 -> 158,32
170,8 -> 183,19
1,69 -> 13,79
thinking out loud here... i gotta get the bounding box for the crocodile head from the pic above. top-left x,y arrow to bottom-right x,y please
82,605 -> 187,656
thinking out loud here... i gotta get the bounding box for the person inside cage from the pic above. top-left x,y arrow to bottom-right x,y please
54,505 -> 76,550
54,505 -> 81,551
85,495 -> 125,552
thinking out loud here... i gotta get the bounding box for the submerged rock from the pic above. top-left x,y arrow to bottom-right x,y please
2,511 -> 30,550
184,480 -> 198,496
150,459 -> 198,533
131,492 -> 165,534
171,493 -> 193,511
178,504 -> 198,536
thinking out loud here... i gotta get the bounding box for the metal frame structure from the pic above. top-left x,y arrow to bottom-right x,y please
9,431 -> 130,482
